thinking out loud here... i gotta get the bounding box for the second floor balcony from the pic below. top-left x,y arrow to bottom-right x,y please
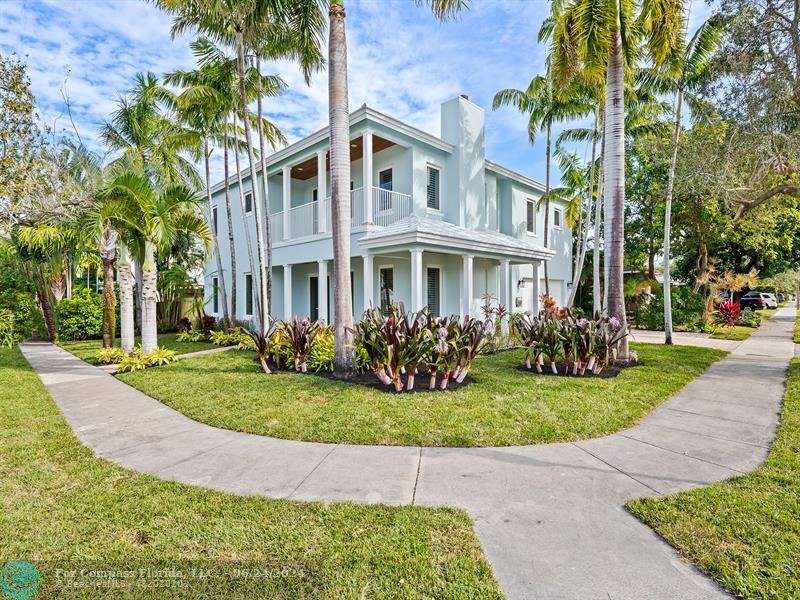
270,185 -> 413,242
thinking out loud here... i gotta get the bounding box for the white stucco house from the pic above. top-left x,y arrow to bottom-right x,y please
204,95 -> 572,324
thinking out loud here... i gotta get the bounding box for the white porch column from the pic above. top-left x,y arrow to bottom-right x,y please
362,129 -> 373,224
317,260 -> 328,324
362,255 -> 374,311
410,249 -> 423,312
531,260 -> 541,315
316,150 -> 327,233
283,264 -> 293,320
461,255 -> 474,318
282,166 -> 291,240
499,259 -> 510,335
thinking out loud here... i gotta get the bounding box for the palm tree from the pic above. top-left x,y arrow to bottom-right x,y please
326,0 -> 465,375
102,72 -> 205,333
552,0 -> 686,356
159,0 -> 325,360
640,17 -> 723,344
102,171 -> 212,354
493,73 -> 591,298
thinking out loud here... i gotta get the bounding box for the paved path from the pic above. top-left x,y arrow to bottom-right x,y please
21,304 -> 796,600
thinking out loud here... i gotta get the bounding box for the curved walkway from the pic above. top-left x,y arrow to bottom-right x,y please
21,304 -> 796,600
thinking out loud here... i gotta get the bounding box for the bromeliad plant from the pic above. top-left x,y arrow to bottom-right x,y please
281,318 -> 323,373
513,311 -> 631,376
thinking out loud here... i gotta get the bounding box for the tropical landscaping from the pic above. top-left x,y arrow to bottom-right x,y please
2,0 -> 800,598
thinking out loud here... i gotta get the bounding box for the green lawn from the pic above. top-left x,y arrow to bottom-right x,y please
120,343 -> 726,447
627,357 -> 800,599
58,332 -> 216,364
709,308 -> 779,341
0,345 -> 501,598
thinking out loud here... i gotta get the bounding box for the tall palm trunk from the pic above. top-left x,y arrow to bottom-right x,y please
99,223 -> 118,348
36,266 -> 57,342
329,0 -> 355,374
223,115 -> 237,320
604,11 -> 629,358
135,260 -> 144,335
204,136 -> 231,329
119,244 -> 136,354
593,123 -> 606,315
141,241 -> 159,355
255,53 -> 274,313
543,123 -> 551,298
235,30 -> 269,331
568,108 -> 599,307
663,89 -> 683,345
233,112 -> 262,325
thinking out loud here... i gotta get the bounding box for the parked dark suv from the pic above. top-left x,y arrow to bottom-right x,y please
739,291 -> 768,311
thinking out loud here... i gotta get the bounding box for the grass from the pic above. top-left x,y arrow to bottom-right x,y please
627,357 -> 800,599
795,303 -> 800,343
709,308 -> 779,341
58,332 -> 216,364
0,345 -> 502,598
120,342 -> 726,447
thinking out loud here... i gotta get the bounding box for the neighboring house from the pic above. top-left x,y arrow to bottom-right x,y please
204,95 -> 572,324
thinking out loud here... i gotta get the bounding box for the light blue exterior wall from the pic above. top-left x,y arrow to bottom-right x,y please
204,97 -> 573,322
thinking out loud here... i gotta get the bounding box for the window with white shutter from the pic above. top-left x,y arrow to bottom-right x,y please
379,268 -> 394,315
427,166 -> 440,210
245,191 -> 253,213
526,199 -> 536,234
426,268 -> 440,316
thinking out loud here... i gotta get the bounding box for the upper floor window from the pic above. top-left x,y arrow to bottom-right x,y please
526,199 -> 536,234
312,188 -> 318,202
244,191 -> 253,213
553,207 -> 562,229
426,165 -> 440,210
379,168 -> 393,191
212,206 -> 218,235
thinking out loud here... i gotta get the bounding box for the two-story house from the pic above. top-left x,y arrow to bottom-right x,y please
204,95 -> 572,324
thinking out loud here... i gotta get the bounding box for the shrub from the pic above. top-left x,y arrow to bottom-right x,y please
737,310 -> 762,328
306,330 -> 334,372
632,287 -> 706,331
199,314 -> 217,336
0,290 -> 43,340
210,327 -> 250,347
0,310 -> 15,347
280,318 -> 323,372
176,330 -> 208,343
117,346 -> 178,373
55,289 -> 103,340
95,347 -> 127,364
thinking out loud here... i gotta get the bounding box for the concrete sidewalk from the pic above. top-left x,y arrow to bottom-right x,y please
21,304 -> 796,600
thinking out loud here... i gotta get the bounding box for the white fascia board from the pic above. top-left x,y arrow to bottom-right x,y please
359,229 -> 555,261
485,161 -> 547,194
208,106 -> 453,196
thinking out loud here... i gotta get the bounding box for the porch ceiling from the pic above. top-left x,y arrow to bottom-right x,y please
290,135 -> 396,180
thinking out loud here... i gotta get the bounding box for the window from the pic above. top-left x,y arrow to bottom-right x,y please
378,169 -> 393,211
244,191 -> 253,213
379,268 -> 394,315
426,267 -> 440,317
312,188 -> 318,202
212,277 -> 219,313
245,273 -> 253,315
526,199 -> 536,234
553,207 -> 562,229
426,166 -> 440,210
379,169 -> 393,191
212,206 -> 218,235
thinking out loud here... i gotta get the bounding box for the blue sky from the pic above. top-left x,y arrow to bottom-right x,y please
1,0 -> 715,185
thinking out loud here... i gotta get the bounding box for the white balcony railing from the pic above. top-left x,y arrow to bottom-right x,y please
269,186 -> 412,242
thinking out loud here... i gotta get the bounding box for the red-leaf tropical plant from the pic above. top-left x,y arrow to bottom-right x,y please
281,318 -> 322,372
716,299 -> 741,333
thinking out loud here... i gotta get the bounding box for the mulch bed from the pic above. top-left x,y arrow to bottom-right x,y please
255,358 -> 473,393
514,359 -> 641,379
